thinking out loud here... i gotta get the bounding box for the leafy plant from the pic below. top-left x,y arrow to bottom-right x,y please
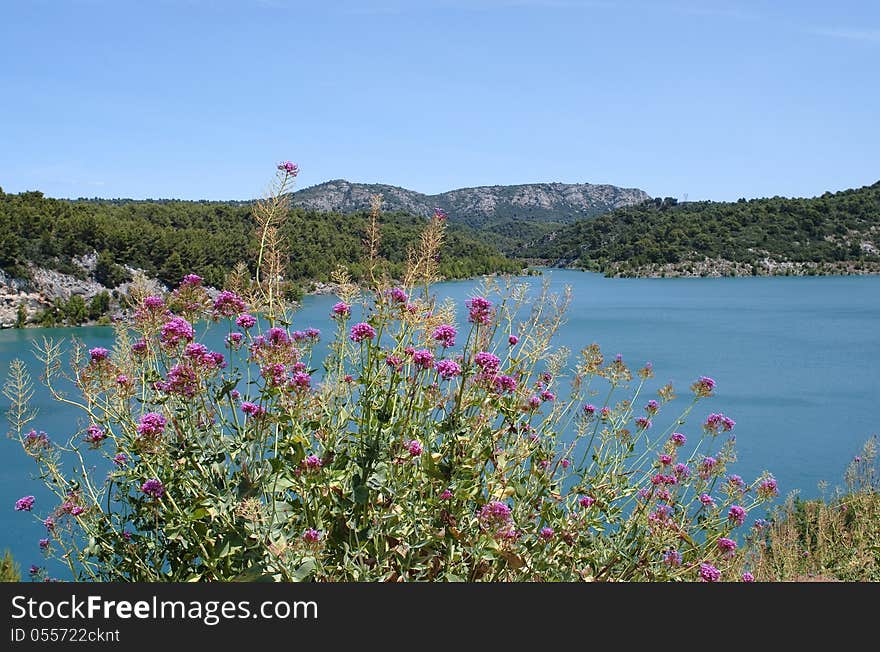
7,164 -> 777,582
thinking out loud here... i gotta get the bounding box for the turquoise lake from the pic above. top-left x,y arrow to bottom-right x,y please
2,269 -> 878,576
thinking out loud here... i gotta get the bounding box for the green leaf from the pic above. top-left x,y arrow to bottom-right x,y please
353,483 -> 369,504
292,558 -> 316,582
189,507 -> 208,521
231,564 -> 271,582
367,462 -> 388,489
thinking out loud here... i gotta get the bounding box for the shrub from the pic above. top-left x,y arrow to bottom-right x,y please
5,164 -> 776,582
0,549 -> 21,581
745,436 -> 879,581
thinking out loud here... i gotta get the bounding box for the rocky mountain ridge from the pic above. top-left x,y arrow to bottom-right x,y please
291,179 -> 650,228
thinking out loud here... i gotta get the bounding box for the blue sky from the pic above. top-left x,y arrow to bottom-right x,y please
1,0 -> 878,201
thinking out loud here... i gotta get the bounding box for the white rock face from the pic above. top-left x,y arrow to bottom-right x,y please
291,179 -> 650,226
0,262 -> 165,328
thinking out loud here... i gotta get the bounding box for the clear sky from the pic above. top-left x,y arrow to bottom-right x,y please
1,0 -> 878,202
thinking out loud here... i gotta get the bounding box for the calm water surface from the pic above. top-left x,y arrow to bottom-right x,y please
2,270 -> 878,575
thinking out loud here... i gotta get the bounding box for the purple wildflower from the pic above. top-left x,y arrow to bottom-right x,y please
704,413 -> 736,434
493,375 -> 517,394
663,550 -> 683,566
717,537 -> 738,556
241,402 -> 267,418
136,412 -> 167,439
278,161 -> 299,176
478,501 -> 516,541
412,349 -> 435,370
290,371 -> 311,390
466,296 -> 493,325
113,453 -> 128,467
160,316 -> 195,346
304,327 -> 320,340
758,476 -> 779,498
406,440 -> 424,457
508,335 -> 519,346
435,359 -> 462,379
728,505 -> 747,527
699,456 -> 718,480
84,424 -> 106,445
439,489 -> 453,500
670,432 -> 687,446
579,496 -> 595,508
88,347 -> 110,363
539,527 -> 554,541
302,455 -> 323,471
236,314 -> 257,329
350,322 -> 376,342
699,563 -> 721,582
157,364 -> 199,397
431,324 -> 457,348
692,376 -> 716,397
213,290 -> 247,317
24,430 -> 50,452
332,302 -> 351,318
265,327 -> 289,346
474,351 -> 500,372
141,478 -> 165,499
388,287 -> 408,303
15,496 -> 35,512
302,528 -> 321,543
741,572 -> 755,583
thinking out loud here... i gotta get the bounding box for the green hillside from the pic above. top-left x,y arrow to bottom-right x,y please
523,181 -> 880,275
0,189 -> 521,289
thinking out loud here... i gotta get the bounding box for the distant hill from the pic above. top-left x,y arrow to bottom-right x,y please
291,179 -> 650,252
0,190 -> 521,294
523,182 -> 880,277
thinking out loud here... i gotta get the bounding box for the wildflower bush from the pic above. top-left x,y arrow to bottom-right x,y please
5,164 -> 778,582
745,436 -> 879,582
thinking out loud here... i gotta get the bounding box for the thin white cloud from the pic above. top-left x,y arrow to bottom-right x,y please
811,28 -> 880,43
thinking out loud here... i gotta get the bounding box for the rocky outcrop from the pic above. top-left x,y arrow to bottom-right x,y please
0,262 -> 169,329
601,258 -> 880,278
0,270 -> 44,328
291,179 -> 650,228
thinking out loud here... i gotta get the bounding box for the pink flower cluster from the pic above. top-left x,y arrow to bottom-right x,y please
466,296 -> 493,325
350,322 -> 376,342
478,501 -> 517,541
277,161 -> 299,176
435,359 -> 462,379
213,290 -> 247,318
160,317 -> 195,347
136,412 -> 167,439
431,324 -> 457,348
704,413 -> 736,434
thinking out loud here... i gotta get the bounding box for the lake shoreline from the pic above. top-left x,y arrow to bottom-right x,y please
539,258 -> 880,279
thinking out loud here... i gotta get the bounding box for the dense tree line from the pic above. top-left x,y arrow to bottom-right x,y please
0,188 -> 521,289
522,182 -> 880,271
